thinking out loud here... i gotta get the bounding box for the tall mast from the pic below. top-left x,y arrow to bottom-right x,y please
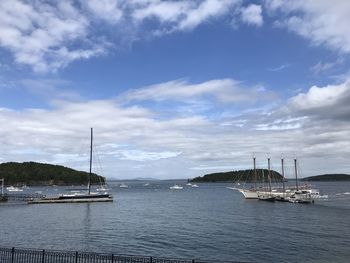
267,157 -> 272,192
253,156 -> 257,189
88,127 -> 93,195
294,158 -> 299,191
281,157 -> 285,196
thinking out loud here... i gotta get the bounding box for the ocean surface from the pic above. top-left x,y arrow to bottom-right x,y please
0,180 -> 350,263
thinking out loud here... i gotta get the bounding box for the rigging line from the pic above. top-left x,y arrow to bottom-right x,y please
92,143 -> 107,187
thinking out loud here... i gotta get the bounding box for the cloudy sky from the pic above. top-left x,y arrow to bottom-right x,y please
1,0 -> 350,179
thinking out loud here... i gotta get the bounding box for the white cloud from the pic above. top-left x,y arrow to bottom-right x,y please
289,81 -> 350,117
265,0 -> 350,53
310,59 -> 343,75
132,1 -> 191,23
83,0 -> 122,24
0,0 -> 105,73
178,0 -> 237,31
119,150 -> 181,161
240,4 -> 263,27
121,78 -> 274,104
1,78 -> 350,178
19,78 -> 81,101
0,0 -> 257,73
268,63 -> 290,72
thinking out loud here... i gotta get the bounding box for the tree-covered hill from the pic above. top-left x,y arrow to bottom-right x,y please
191,169 -> 283,183
301,174 -> 350,181
0,162 -> 105,186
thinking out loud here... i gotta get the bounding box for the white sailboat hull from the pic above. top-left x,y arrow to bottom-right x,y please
237,189 -> 259,199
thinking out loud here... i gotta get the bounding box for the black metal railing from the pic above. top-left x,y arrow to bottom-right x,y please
0,247 -> 247,263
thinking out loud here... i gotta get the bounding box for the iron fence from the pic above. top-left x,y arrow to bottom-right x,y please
0,247 -> 247,263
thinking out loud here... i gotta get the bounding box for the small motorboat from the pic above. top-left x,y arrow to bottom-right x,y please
119,184 -> 128,188
6,186 -> 24,192
96,185 -> 110,191
170,185 -> 183,190
191,184 -> 199,188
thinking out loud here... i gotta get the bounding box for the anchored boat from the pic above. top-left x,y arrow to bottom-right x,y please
28,128 -> 113,204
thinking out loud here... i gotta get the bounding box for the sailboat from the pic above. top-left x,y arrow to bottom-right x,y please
288,158 -> 314,204
274,157 -> 289,202
258,158 -> 276,202
235,156 -> 259,199
28,128 -> 113,204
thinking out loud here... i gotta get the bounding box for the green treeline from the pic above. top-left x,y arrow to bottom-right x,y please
301,174 -> 350,181
0,162 -> 105,186
191,169 -> 283,183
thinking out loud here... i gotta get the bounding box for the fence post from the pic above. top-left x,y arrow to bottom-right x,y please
150,256 -> 153,263
11,247 -> 15,263
192,260 -> 195,263
75,251 -> 78,263
111,254 -> 114,263
41,249 -> 45,263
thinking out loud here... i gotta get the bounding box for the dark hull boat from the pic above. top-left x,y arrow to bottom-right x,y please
28,128 -> 113,204
28,193 -> 112,204
258,195 -> 276,202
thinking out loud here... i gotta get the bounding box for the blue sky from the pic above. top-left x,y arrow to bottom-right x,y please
1,0 -> 350,179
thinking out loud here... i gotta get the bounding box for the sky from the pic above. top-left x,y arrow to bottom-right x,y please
1,0 -> 350,179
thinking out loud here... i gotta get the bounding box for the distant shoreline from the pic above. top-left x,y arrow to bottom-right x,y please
301,174 -> 350,181
190,171 -> 350,183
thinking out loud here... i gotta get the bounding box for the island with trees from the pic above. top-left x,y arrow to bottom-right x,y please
301,174 -> 350,181
0,162 -> 105,186
190,169 -> 283,183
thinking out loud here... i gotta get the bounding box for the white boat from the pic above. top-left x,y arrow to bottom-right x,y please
234,156 -> 259,199
237,188 -> 259,199
28,128 -> 113,204
6,186 -> 23,192
186,183 -> 192,186
119,184 -> 128,188
96,185 -> 110,191
170,185 -> 183,190
191,184 -> 199,188
258,158 -> 276,202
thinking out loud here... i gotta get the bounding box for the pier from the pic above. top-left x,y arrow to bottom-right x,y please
0,193 -> 45,202
0,246 -> 247,263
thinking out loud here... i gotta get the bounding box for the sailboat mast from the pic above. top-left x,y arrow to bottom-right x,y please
281,158 -> 285,196
267,157 -> 272,192
253,156 -> 257,189
88,127 -> 93,195
294,158 -> 299,191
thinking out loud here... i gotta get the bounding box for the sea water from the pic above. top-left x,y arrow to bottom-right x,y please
0,181 -> 349,263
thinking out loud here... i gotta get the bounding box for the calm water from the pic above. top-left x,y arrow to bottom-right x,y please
1,181 -> 350,262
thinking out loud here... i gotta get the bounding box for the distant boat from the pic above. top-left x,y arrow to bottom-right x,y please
143,183 -> 150,186
96,185 -> 110,191
6,186 -> 23,192
186,183 -> 192,186
119,184 -> 128,188
28,128 -> 113,204
170,185 -> 183,190
191,184 -> 199,188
